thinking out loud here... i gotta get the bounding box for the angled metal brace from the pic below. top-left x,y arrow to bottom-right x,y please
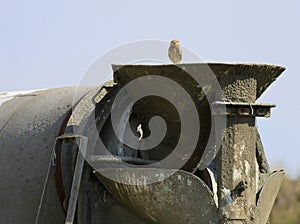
60,135 -> 88,224
34,135 -> 88,224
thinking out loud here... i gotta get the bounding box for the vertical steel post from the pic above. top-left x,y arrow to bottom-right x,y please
216,76 -> 257,224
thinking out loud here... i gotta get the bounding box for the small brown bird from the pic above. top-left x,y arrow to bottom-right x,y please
168,39 -> 182,64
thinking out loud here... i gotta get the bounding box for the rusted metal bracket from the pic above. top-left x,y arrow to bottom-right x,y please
52,135 -> 88,224
35,135 -> 88,224
212,101 -> 275,118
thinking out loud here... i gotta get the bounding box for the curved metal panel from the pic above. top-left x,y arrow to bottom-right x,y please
0,87 -> 91,224
96,168 -> 218,224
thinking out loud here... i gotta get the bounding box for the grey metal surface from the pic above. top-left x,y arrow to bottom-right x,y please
64,135 -> 88,224
76,164 -> 147,224
65,82 -> 147,224
88,63 -> 284,224
0,87 -> 91,224
112,63 -> 285,100
95,168 -> 218,224
0,63 -> 285,224
254,170 -> 285,224
112,63 -> 285,173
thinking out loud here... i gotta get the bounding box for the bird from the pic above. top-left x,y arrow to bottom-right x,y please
168,39 -> 182,64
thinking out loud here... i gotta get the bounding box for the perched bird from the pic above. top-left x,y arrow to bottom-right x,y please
168,39 -> 182,64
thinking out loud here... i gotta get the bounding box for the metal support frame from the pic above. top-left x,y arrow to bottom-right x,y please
54,135 -> 88,224
214,102 -> 278,223
35,135 -> 88,224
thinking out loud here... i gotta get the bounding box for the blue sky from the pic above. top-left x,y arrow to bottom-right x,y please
1,1 -> 299,177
